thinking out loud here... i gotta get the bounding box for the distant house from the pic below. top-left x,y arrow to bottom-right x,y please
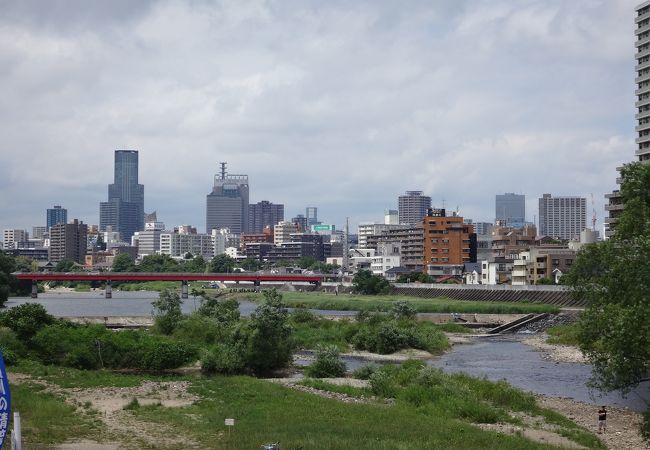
384,266 -> 412,282
463,262 -> 482,285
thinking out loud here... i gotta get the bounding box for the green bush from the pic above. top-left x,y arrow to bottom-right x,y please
391,301 -> 417,321
138,340 -> 197,371
63,347 -> 99,370
289,309 -> 318,324
305,345 -> 346,378
352,363 -> 379,380
30,323 -> 196,371
200,344 -> 245,375
173,314 -> 230,345
376,322 -> 408,354
369,370 -> 398,398
0,327 -> 27,364
197,298 -> 240,324
0,303 -> 55,340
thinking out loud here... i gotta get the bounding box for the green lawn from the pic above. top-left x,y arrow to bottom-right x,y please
247,291 -> 561,314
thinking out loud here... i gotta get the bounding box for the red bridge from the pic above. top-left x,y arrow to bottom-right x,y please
14,272 -> 322,298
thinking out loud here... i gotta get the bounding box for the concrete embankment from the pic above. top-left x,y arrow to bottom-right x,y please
392,284 -> 582,307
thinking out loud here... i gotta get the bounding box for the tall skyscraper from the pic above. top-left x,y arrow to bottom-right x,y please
605,2 -> 650,237
538,194 -> 586,240
306,207 -> 319,227
248,200 -> 284,233
495,193 -> 525,227
49,219 -> 88,264
46,205 -> 67,229
398,191 -> 431,225
99,150 -> 145,242
206,162 -> 249,234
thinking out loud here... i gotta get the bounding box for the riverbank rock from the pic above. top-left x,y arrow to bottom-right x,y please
519,311 -> 581,333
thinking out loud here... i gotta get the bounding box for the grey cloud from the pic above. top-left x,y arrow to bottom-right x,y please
0,0 -> 639,233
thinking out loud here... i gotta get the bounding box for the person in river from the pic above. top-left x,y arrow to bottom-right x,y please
598,406 -> 607,433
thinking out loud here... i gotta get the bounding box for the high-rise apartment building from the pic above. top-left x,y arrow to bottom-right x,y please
605,2 -> 650,237
248,201 -> 284,233
538,194 -> 586,240
46,205 -> 67,229
100,150 -> 144,242
495,193 -> 525,227
206,162 -> 249,235
32,226 -> 48,240
398,191 -> 431,225
49,219 -> 88,264
2,229 -> 28,250
274,221 -> 299,245
422,209 -> 477,276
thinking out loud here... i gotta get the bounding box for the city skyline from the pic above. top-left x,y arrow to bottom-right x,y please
0,1 -> 638,234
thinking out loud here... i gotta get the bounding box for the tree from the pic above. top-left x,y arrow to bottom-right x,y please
352,270 -> 391,295
235,289 -> 293,374
13,256 -> 33,273
208,254 -> 236,273
112,253 -> 135,272
139,254 -> 179,272
296,256 -> 317,269
152,289 -> 183,335
239,258 -> 262,272
0,251 -> 17,307
54,258 -> 77,272
565,161 -> 650,438
184,256 -> 207,273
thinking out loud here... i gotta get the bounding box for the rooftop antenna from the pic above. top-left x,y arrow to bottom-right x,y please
591,193 -> 597,231
219,162 -> 227,180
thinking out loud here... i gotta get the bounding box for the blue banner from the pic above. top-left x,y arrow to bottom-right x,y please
0,350 -> 11,449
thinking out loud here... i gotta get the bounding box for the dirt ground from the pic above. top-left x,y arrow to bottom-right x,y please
9,373 -> 202,449
522,334 -> 588,364
520,335 -> 649,450
537,396 -> 649,450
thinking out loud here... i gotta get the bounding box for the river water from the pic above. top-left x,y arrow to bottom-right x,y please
6,291 -> 650,412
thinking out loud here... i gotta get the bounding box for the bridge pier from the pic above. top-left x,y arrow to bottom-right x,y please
105,281 -> 112,299
31,282 -> 38,299
181,281 -> 188,299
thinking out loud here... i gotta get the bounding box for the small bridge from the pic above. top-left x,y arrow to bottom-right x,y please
13,272 -> 322,299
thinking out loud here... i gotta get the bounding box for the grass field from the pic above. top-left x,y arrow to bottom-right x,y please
243,291 -> 561,314
7,361 -> 604,449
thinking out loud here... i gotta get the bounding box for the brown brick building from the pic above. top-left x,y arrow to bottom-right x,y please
422,209 -> 476,276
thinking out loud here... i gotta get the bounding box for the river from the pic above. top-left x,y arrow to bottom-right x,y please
6,291 -> 650,412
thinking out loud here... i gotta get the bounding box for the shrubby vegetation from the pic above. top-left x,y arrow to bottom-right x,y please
305,345 -> 346,378
289,307 -> 449,355
0,303 -> 196,371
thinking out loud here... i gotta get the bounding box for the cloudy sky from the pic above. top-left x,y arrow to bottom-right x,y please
0,0 -> 639,235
